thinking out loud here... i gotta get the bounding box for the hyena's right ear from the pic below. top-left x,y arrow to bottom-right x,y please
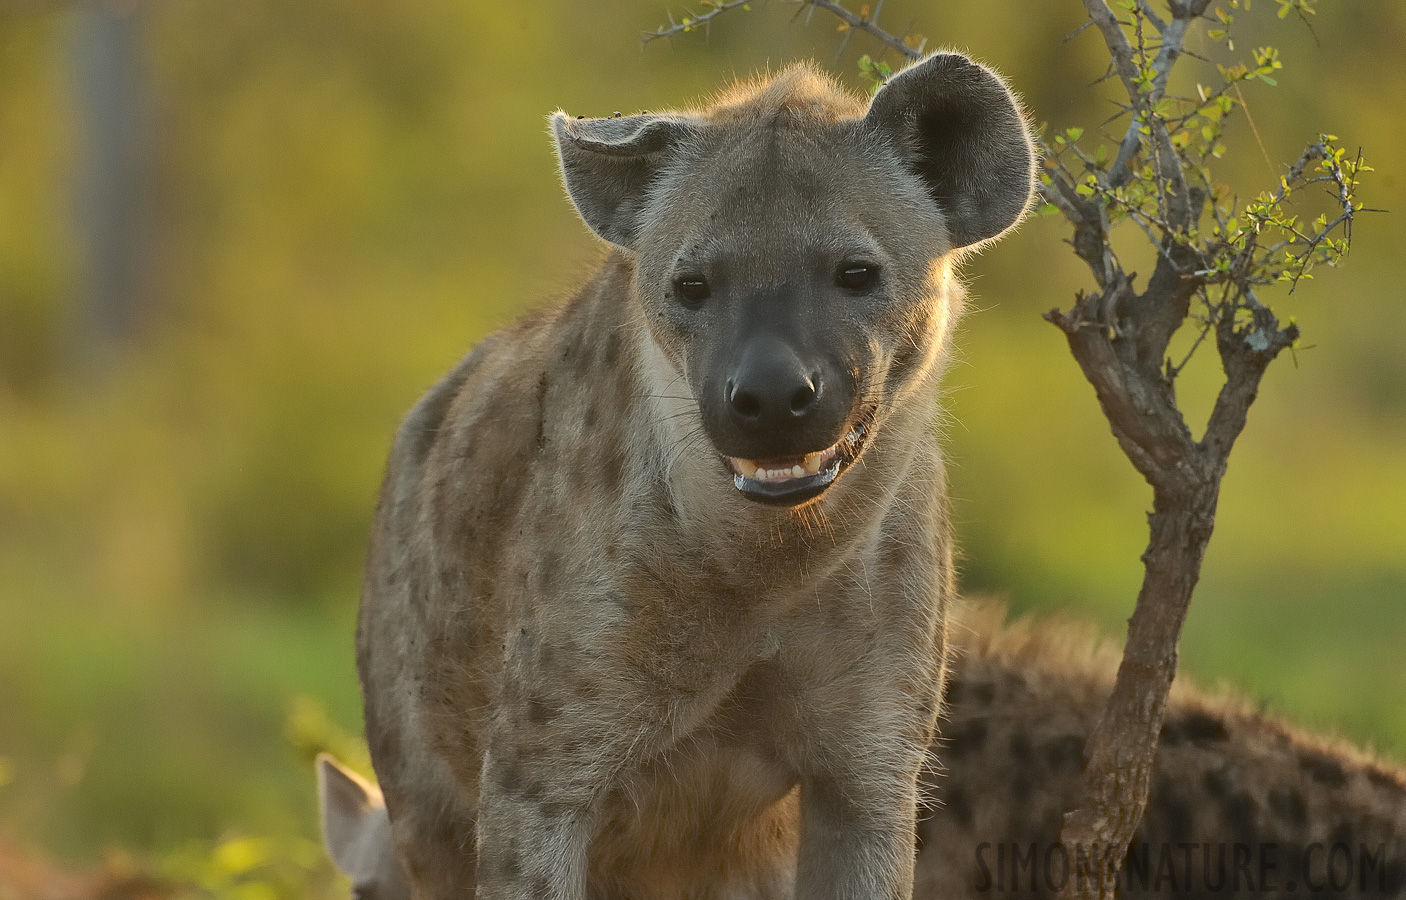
551,112 -> 699,250
317,752 -> 381,875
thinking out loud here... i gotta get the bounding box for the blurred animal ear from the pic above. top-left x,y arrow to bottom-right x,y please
865,53 -> 1036,250
551,112 -> 698,249
317,753 -> 381,875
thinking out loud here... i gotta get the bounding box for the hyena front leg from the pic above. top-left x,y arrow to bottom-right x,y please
794,727 -> 932,900
787,611 -> 945,899
471,666 -> 664,900
474,743 -> 593,900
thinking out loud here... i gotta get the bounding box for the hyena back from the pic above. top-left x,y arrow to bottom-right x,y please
356,54 -> 1034,900
917,603 -> 1406,899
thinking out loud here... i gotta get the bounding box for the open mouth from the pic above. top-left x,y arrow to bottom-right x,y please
725,408 -> 876,507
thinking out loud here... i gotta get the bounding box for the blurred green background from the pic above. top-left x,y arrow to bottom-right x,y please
0,0 -> 1402,875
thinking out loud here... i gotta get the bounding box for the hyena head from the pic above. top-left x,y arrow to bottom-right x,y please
553,54 -> 1034,508
317,754 -> 410,900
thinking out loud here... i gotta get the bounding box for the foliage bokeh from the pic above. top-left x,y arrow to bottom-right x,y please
0,0 -> 1402,878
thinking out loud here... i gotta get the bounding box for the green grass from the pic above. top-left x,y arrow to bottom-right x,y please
0,580 -> 361,860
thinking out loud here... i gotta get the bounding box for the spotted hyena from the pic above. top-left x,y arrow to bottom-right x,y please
356,53 -> 1036,899
331,604 -> 1406,899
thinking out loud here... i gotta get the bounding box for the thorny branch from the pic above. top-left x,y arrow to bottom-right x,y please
645,0 -> 924,64
643,0 -> 758,44
648,2 -> 1367,899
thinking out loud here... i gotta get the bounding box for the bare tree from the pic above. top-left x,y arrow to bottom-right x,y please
647,1 -> 1368,896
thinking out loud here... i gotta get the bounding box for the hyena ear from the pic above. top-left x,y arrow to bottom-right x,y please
865,53 -> 1036,250
317,753 -> 381,875
551,111 -> 698,249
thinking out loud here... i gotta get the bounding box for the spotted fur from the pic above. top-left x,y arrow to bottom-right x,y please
915,602 -> 1406,898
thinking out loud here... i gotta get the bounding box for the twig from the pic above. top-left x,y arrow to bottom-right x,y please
645,0 -> 924,64
643,0 -> 757,44
805,0 -> 922,60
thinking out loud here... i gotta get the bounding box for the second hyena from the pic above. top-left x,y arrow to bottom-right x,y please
357,54 -> 1035,899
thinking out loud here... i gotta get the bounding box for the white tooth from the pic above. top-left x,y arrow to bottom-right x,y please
791,464 -> 804,478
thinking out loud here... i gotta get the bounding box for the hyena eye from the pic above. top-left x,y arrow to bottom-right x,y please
673,275 -> 711,307
836,263 -> 878,292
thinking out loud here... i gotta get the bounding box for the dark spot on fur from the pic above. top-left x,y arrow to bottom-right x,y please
1159,797 -> 1195,843
1159,720 -> 1184,747
493,852 -> 522,882
495,758 -> 525,797
1010,772 -> 1033,806
539,801 -> 585,823
1009,733 -> 1032,764
1204,767 -> 1257,844
538,641 -> 559,673
943,677 -> 964,706
534,373 -> 549,451
1202,766 -> 1231,797
1223,792 -> 1257,845
1298,751 -> 1348,788
1378,852 -> 1406,895
527,693 -> 561,726
1043,734 -> 1085,773
968,681 -> 996,707
942,720 -> 988,758
428,812 -> 474,862
539,550 -> 560,593
1181,711 -> 1230,746
601,445 -> 625,494
601,331 -> 621,367
1268,787 -> 1307,827
1367,768 -> 1406,794
942,784 -> 975,832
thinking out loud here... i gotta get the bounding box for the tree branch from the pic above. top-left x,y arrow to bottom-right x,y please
806,0 -> 922,61
645,0 -> 924,64
642,0 -> 757,44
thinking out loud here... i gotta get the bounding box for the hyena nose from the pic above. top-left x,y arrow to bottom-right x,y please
727,364 -> 822,427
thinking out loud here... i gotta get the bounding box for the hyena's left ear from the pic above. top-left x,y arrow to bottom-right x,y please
551,112 -> 699,250
865,53 -> 1036,250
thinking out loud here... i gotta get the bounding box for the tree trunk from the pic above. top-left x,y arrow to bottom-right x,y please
1058,475 -> 1220,899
